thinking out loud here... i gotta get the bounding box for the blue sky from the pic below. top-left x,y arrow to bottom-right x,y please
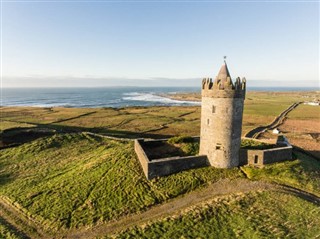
1,1 -> 319,87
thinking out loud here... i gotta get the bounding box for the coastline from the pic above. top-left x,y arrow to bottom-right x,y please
159,90 -> 319,103
2,86 -> 319,108
1,89 -> 319,108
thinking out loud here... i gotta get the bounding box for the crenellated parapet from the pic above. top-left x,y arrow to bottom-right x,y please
201,77 -> 246,99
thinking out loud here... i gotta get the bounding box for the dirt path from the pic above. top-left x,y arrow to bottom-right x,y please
1,178 -> 319,239
58,178 -> 297,239
0,211 -> 31,239
245,102 -> 301,138
0,196 -> 48,238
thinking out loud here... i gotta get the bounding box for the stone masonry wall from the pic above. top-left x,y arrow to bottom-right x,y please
262,146 -> 292,164
134,139 -> 209,180
134,139 -> 150,178
148,155 -> 209,180
242,146 -> 293,167
136,138 -> 293,179
200,97 -> 244,168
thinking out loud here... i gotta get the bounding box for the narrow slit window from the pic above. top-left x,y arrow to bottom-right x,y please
254,155 -> 259,164
212,105 -> 216,113
207,118 -> 210,125
216,143 -> 221,150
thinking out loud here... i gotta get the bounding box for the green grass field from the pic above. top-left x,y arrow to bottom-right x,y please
0,133 -> 242,233
0,219 -> 23,239
112,191 -> 320,239
241,151 -> 320,196
0,132 -> 318,237
287,104 -> 320,120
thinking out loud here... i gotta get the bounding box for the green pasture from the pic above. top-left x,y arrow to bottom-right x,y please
287,104 -> 320,120
0,133 -> 242,232
241,151 -> 320,196
0,218 -> 24,239
112,191 -> 320,239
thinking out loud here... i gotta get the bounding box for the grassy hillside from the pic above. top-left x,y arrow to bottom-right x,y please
241,151 -> 320,196
112,191 -> 320,239
0,133 -> 242,233
1,132 -> 319,238
0,220 -> 24,239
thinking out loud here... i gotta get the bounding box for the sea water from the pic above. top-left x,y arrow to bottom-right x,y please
1,86 -> 316,108
1,87 -> 201,108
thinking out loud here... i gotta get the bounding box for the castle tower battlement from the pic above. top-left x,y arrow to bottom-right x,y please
201,62 -> 246,99
199,61 -> 246,168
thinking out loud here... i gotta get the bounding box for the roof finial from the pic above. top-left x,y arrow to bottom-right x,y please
223,56 -> 227,64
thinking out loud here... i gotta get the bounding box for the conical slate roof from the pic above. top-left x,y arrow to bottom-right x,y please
213,61 -> 234,89
216,61 -> 231,81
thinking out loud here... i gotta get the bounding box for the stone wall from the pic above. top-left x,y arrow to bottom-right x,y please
239,149 -> 249,166
134,139 -> 150,178
240,146 -> 293,167
134,139 -> 208,180
262,146 -> 293,164
148,155 -> 209,180
135,138 -> 293,179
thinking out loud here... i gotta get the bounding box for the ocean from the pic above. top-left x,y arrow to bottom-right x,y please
1,87 -> 201,108
1,87 -> 317,108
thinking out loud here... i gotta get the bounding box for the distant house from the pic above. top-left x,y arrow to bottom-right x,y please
304,101 -> 320,106
304,98 -> 320,106
272,128 -> 280,134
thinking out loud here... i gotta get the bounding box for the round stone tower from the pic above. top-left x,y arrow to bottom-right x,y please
199,61 -> 246,168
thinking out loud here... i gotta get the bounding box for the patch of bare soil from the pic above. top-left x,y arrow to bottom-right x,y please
279,119 -> 320,159
280,119 -> 320,134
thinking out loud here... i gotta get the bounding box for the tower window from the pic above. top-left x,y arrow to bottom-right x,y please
254,155 -> 259,164
212,105 -> 216,113
207,119 -> 210,125
216,143 -> 221,150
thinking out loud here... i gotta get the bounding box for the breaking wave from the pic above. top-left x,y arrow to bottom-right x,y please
122,92 -> 200,105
